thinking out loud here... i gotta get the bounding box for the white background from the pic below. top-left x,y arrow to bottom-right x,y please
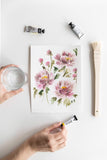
0,0 -> 107,160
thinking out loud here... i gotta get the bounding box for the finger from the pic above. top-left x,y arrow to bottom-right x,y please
57,137 -> 65,144
54,134 -> 63,141
61,124 -> 66,130
57,142 -> 66,151
5,88 -> 23,99
47,122 -> 61,132
52,130 -> 63,140
55,131 -> 67,142
51,142 -> 66,152
0,64 -> 18,74
8,88 -> 23,97
61,125 -> 68,135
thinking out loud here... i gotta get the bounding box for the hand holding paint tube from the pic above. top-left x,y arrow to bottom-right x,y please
50,115 -> 78,134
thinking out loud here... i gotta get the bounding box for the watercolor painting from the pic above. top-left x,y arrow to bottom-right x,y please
31,46 -> 81,113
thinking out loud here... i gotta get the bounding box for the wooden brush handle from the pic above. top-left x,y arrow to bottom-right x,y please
94,52 -> 101,116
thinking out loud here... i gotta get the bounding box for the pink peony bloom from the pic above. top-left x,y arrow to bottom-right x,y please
55,80 -> 74,98
45,61 -> 50,66
47,50 -> 52,56
35,70 -> 54,89
55,52 -> 75,66
39,58 -> 43,64
72,73 -> 77,78
73,68 -> 77,73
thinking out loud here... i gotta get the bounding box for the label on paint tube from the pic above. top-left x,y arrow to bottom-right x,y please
24,26 -> 45,34
73,26 -> 84,39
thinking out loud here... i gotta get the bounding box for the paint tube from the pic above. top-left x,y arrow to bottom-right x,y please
69,22 -> 84,39
24,26 -> 45,34
50,115 -> 78,134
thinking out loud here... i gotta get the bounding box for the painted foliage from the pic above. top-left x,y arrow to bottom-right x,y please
33,48 -> 78,107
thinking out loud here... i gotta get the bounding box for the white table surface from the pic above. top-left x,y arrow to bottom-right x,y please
0,0 -> 107,159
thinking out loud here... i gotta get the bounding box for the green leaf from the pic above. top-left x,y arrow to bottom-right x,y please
73,94 -> 78,98
73,48 -> 78,56
50,57 -> 55,70
39,90 -> 44,96
58,66 -> 66,72
45,87 -> 50,94
54,66 -> 58,73
63,69 -> 69,77
33,87 -> 38,98
54,73 -> 60,80
63,98 -> 71,107
51,97 -> 57,104
57,98 -> 62,105
65,73 -> 72,78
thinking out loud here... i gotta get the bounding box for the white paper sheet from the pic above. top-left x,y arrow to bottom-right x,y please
30,45 -> 81,113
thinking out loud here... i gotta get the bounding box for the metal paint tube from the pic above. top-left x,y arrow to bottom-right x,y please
50,115 -> 78,134
69,22 -> 84,39
62,115 -> 78,126
24,26 -> 45,34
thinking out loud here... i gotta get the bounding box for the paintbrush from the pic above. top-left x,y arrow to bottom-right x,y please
91,42 -> 101,116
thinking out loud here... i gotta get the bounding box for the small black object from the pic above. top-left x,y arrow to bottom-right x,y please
38,28 -> 42,33
61,124 -> 63,127
37,28 -> 45,34
69,22 -> 75,29
42,29 -> 45,33
74,115 -> 78,121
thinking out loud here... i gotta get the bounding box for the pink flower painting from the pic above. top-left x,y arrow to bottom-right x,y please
55,52 -> 76,67
33,48 -> 78,107
39,58 -> 43,64
72,73 -> 77,78
47,50 -> 52,56
45,61 -> 50,67
35,70 -> 54,89
73,68 -> 77,73
55,80 -> 74,98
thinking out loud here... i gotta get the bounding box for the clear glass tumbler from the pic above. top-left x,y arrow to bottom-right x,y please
1,66 -> 27,91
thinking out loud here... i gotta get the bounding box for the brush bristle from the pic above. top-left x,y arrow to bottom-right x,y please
91,42 -> 101,52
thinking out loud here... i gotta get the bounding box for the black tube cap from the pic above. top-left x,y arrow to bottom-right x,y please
42,29 -> 45,33
74,115 -> 78,121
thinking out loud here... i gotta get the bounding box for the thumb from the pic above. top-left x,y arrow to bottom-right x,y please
6,88 -> 23,99
47,122 -> 61,132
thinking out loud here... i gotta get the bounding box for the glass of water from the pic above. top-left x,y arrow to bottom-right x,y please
1,66 -> 27,91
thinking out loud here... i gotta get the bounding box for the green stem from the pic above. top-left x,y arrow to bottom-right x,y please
50,55 -> 52,71
76,79 -> 77,83
63,71 -> 67,77
41,63 -> 46,70
46,92 -> 49,103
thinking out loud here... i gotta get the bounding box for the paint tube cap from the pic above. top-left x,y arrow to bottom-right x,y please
69,22 -> 75,29
42,29 -> 45,33
61,123 -> 65,127
74,115 -> 78,121
38,28 -> 45,34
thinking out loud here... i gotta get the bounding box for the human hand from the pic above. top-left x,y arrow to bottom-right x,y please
27,122 -> 67,152
0,64 -> 23,104
1,122 -> 67,160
